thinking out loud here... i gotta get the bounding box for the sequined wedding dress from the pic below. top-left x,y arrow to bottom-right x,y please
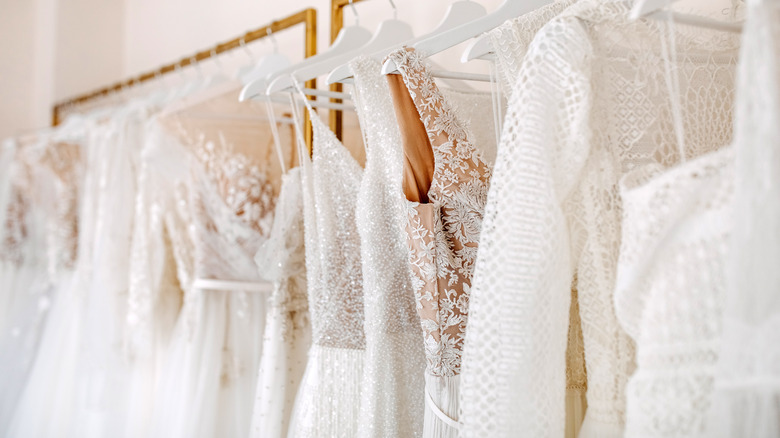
250,167 -> 310,438
286,107 -> 365,438
350,56 -> 426,438
458,2 -> 740,437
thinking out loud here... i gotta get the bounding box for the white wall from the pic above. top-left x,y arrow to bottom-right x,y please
0,0 -> 124,139
122,0 -> 505,81
0,0 -> 734,140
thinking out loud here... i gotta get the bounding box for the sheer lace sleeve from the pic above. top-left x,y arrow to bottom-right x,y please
459,17 -> 594,438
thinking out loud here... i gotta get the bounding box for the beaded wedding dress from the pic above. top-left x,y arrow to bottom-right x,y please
287,106 -> 365,438
350,56 -> 426,438
458,2 -> 740,437
250,167 -> 310,438
385,47 -> 493,438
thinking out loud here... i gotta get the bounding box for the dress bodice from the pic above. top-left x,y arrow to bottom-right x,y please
301,111 -> 365,350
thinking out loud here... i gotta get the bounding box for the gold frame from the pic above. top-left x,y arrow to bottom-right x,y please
51,8 -> 318,154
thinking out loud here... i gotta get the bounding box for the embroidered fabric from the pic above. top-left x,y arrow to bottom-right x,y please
386,47 -> 492,438
458,2 -> 740,437
708,1 -> 780,436
287,106 -> 365,438
616,147 -> 733,438
250,167 -> 310,438
350,56 -> 426,438
144,119 -> 274,438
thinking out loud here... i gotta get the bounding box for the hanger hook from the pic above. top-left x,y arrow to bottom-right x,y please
190,55 -> 204,78
388,0 -> 397,19
267,27 -> 279,54
348,0 -> 359,26
239,36 -> 256,62
210,48 -> 225,73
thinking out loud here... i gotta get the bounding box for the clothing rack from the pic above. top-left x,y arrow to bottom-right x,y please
51,8 -> 318,153
329,0 -> 368,140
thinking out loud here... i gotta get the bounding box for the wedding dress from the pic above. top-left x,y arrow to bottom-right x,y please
385,47 -> 493,438
616,147 -> 733,437
464,4 -> 590,437
350,56 -> 426,438
250,167 -> 310,438
5,130 -> 86,438
458,2 -> 740,437
287,104 -> 365,438
707,1 -> 780,436
137,117 -> 275,438
0,137 -> 50,434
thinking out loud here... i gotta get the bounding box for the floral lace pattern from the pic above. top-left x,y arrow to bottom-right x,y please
386,47 -> 492,378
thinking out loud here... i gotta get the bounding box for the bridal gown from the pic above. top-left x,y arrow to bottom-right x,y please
707,1 -> 780,436
458,1 -> 741,437
4,132 -> 86,438
385,47 -> 493,438
287,106 -> 365,438
464,3 -> 589,437
350,56 -> 426,438
132,118 -> 274,438
250,167 -> 310,438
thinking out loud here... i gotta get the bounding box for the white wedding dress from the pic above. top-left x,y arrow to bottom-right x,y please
350,56 -> 426,438
385,47 -> 495,438
4,128 -> 86,438
287,104 -> 365,438
707,1 -> 780,436
459,1 -> 740,437
133,119 -> 274,438
250,167 -> 311,438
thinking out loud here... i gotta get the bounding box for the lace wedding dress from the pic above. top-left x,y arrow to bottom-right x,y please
615,146 -> 733,437
458,2 -> 740,437
707,1 -> 780,436
385,47 -> 493,438
250,167 -> 310,438
467,4 -> 590,438
139,121 -> 274,438
287,105 -> 365,438
4,132 -> 86,438
350,56 -> 426,438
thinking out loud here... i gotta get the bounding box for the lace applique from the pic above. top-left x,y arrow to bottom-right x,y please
387,47 -> 492,378
194,134 -> 276,237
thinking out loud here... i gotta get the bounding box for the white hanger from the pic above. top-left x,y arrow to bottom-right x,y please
461,34 -> 494,62
238,54 -> 291,101
327,0 -> 487,85
382,0 -> 553,75
289,8 -> 413,92
265,1 -> 372,96
235,37 -> 258,80
238,27 -> 293,101
630,0 -> 742,33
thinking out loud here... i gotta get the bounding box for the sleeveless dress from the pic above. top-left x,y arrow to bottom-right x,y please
287,106 -> 365,438
350,56 -> 426,438
385,47 -> 493,438
458,1 -> 740,437
250,167 -> 310,438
